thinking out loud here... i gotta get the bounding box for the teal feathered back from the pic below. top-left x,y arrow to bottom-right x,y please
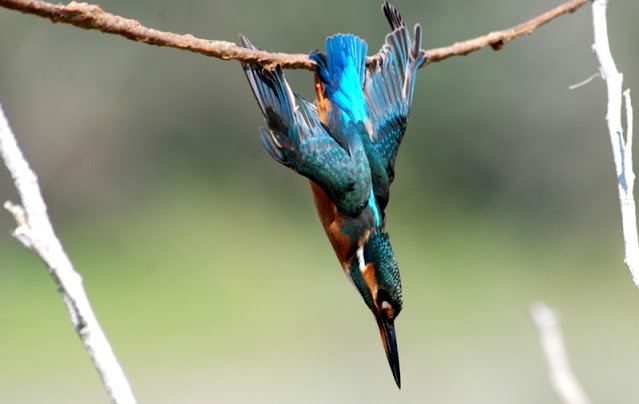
311,35 -> 369,124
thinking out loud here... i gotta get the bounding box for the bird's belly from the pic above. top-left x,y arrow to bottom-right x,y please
309,181 -> 353,266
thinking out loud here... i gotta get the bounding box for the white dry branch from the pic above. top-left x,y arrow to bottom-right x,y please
530,303 -> 591,404
0,104 -> 137,404
531,3 -> 637,403
592,0 -> 639,287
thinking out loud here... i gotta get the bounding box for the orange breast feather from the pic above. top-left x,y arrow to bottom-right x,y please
314,75 -> 332,125
309,181 -> 352,266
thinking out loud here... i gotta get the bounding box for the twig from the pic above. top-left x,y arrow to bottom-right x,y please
591,0 -> 639,288
0,0 -> 590,69
568,72 -> 600,90
530,303 -> 591,404
0,104 -> 137,404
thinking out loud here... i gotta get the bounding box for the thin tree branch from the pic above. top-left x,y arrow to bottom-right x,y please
591,0 -> 639,288
0,104 -> 137,404
530,303 -> 591,404
0,0 -> 311,70
423,0 -> 589,63
0,0 -> 590,69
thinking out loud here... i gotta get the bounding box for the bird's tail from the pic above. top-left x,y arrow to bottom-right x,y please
310,35 -> 369,123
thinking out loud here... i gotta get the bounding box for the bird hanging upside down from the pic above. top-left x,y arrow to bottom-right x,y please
240,2 -> 425,388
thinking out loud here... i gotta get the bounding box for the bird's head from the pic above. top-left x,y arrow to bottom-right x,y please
347,229 -> 403,388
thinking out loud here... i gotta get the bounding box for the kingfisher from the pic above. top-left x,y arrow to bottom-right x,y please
240,2 -> 425,388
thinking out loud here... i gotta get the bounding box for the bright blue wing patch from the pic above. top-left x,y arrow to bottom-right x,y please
312,35 -> 369,124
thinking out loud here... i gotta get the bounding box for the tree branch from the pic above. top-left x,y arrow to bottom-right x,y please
423,0 -> 589,63
530,303 -> 591,404
0,0 -> 590,70
0,104 -> 137,404
591,0 -> 639,288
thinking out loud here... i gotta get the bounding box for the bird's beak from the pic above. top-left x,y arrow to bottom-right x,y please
377,316 -> 401,388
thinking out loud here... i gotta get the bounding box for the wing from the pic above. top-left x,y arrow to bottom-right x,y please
241,36 -> 371,217
364,4 -> 426,183
310,34 -> 393,214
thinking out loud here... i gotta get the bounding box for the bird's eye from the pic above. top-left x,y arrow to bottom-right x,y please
377,288 -> 391,304
376,288 -> 396,319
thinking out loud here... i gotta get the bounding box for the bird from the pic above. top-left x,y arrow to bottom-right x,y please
240,2 -> 425,389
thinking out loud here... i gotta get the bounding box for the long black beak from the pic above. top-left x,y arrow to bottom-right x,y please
377,316 -> 401,388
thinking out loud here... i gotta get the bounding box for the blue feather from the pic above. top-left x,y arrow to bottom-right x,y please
363,23 -> 425,184
241,35 -> 373,217
318,35 -> 369,123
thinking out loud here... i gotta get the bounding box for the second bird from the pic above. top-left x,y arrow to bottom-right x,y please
241,2 -> 425,388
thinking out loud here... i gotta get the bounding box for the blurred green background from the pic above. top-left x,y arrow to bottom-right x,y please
1,0 -> 639,402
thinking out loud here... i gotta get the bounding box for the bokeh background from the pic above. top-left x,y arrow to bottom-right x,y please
1,0 -> 639,402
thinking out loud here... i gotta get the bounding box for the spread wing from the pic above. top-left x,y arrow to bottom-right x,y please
241,36 -> 371,217
364,3 -> 426,183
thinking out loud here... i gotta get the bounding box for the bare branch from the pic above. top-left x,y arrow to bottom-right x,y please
591,0 -> 639,288
0,104 -> 137,404
0,0 -> 590,69
530,303 -> 591,404
423,0 -> 589,63
0,0 -> 312,70
623,89 -> 634,179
